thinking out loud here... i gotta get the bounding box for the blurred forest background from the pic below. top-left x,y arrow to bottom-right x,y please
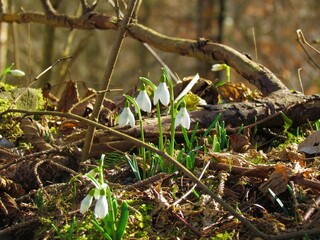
1,0 -> 320,99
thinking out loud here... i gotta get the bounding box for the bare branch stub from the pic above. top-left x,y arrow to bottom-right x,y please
80,0 -> 98,16
40,0 -> 57,16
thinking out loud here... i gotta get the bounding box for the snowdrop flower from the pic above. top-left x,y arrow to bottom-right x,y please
175,102 -> 191,129
94,192 -> 108,219
93,183 -> 108,200
9,69 -> 25,77
211,64 -> 225,72
136,83 -> 151,113
153,78 -> 170,106
80,191 -> 94,214
119,101 -> 135,128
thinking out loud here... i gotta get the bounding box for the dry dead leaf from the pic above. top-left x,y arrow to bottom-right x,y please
259,164 -> 293,195
278,146 -> 306,166
229,133 -> 251,153
20,118 -> 53,151
219,82 -> 262,102
0,176 -> 25,197
298,130 -> 320,154
0,191 -> 19,215
57,80 -> 80,112
209,152 -> 252,167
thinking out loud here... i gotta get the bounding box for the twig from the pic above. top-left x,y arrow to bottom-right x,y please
40,0 -> 56,15
0,218 -> 39,237
304,196 -> 320,222
110,172 -> 177,190
296,29 -> 320,70
171,210 -> 202,237
8,56 -> 73,109
68,88 -> 122,113
172,160 -> 210,206
151,186 -> 202,237
80,0 -> 98,15
297,67 -> 304,94
81,0 -> 138,161
0,148 -> 62,171
34,159 -> 46,188
16,182 -> 69,202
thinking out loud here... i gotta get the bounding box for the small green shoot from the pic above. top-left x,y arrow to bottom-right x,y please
125,153 -> 141,181
268,188 -> 289,216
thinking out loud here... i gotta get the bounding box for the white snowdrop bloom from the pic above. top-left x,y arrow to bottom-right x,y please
136,84 -> 152,113
175,104 -> 191,129
119,103 -> 135,128
9,69 -> 25,77
153,82 -> 170,106
211,64 -> 225,72
94,194 -> 108,219
80,193 -> 93,214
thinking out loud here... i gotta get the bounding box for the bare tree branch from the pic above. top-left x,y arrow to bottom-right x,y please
0,11 -> 289,96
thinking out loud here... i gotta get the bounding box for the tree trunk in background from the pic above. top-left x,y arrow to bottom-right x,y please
137,0 -> 152,77
0,1 -> 8,70
9,1 -> 20,69
217,0 -> 225,43
196,0 -> 219,80
39,0 -> 62,88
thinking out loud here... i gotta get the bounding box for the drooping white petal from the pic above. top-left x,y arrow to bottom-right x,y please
127,108 -> 136,128
94,194 -> 108,219
80,194 -> 93,214
119,108 -> 129,127
136,90 -> 152,113
211,64 -> 225,72
153,82 -> 170,106
175,107 -> 191,130
9,69 -> 25,77
180,107 -> 191,129
119,107 -> 135,128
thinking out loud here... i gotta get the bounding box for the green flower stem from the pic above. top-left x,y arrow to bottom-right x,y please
85,174 -> 100,189
226,65 -> 231,82
106,187 -> 116,239
123,94 -> 146,179
139,77 -> 156,91
156,102 -> 164,151
164,68 -> 176,157
0,63 -> 14,82
99,154 -> 105,185
139,77 -> 164,151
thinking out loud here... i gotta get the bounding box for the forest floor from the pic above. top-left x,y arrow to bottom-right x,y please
0,78 -> 320,240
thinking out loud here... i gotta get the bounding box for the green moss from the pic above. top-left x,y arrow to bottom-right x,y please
0,82 -> 46,142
